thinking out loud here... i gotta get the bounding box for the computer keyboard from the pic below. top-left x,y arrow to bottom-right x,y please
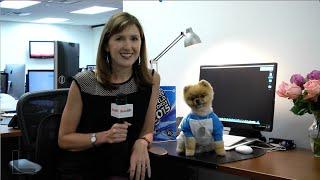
224,138 -> 257,150
0,112 -> 16,125
0,117 -> 12,125
223,134 -> 246,147
223,134 -> 257,150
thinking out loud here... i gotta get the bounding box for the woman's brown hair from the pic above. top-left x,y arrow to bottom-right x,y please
96,12 -> 152,90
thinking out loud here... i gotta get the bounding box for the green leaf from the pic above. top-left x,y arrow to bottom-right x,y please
290,95 -> 311,115
290,106 -> 308,115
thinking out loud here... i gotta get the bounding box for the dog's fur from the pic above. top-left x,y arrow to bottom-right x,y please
176,80 -> 226,156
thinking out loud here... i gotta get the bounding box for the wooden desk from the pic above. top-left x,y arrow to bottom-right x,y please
150,141 -> 320,180
0,125 -> 21,138
1,125 -> 21,180
219,148 -> 320,180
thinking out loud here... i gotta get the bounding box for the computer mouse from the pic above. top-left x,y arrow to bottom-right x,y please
235,145 -> 253,155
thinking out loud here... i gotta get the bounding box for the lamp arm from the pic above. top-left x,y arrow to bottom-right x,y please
152,32 -> 185,62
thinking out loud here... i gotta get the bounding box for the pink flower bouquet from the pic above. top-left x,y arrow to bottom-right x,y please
277,70 -> 320,115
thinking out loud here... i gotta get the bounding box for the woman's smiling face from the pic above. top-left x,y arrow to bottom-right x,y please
106,24 -> 142,69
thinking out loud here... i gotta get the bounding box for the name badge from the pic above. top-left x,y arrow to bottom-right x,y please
111,103 -> 133,119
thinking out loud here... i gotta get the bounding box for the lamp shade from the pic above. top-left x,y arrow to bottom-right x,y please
184,27 -> 201,47
151,27 -> 201,72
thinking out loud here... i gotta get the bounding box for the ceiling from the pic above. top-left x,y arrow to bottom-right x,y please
0,0 -> 123,26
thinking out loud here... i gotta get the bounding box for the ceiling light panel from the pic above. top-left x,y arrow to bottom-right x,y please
0,1 -> 40,9
70,6 -> 117,15
47,0 -> 81,4
32,18 -> 69,24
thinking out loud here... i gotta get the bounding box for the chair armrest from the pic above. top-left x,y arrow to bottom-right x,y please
8,159 -> 42,175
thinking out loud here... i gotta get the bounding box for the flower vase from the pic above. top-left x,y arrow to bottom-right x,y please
308,111 -> 320,157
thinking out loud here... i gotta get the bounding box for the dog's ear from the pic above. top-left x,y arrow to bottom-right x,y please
184,85 -> 191,94
199,79 -> 211,87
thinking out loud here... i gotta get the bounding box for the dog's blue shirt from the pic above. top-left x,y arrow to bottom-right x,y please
179,112 -> 223,142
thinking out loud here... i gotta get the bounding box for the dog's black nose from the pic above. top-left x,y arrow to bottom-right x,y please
195,99 -> 201,105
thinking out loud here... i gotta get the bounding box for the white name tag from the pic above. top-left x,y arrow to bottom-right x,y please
111,103 -> 133,119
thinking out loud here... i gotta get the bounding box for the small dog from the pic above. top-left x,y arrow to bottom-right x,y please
176,80 -> 226,156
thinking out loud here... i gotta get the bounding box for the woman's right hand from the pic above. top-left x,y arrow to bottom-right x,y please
96,121 -> 132,145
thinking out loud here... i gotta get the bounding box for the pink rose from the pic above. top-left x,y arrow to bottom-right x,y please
304,80 -> 320,101
277,81 -> 289,98
277,81 -> 302,99
286,83 -> 302,99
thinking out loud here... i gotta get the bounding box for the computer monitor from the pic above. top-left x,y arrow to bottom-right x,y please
199,63 -> 277,139
4,64 -> 26,99
29,41 -> 55,59
27,70 -> 54,92
86,65 -> 96,71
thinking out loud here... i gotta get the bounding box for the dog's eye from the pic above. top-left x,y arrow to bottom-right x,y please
189,96 -> 196,101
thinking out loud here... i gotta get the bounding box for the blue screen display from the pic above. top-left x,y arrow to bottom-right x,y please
28,70 -> 54,92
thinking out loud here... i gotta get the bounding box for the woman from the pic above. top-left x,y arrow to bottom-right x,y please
58,12 -> 160,180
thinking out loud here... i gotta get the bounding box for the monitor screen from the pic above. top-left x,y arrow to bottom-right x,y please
27,70 -> 54,92
86,65 -> 96,71
29,41 -> 54,59
199,63 -> 277,137
4,64 -> 26,99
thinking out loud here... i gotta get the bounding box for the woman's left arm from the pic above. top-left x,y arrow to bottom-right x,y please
129,71 -> 160,180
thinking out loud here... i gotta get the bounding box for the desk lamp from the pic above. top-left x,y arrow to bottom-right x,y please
150,28 -> 201,153
150,27 -> 201,71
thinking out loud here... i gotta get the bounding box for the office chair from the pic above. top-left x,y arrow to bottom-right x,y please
9,89 -> 69,179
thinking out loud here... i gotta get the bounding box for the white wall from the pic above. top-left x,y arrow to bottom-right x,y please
124,1 -> 320,149
92,26 -> 104,65
0,21 -> 96,71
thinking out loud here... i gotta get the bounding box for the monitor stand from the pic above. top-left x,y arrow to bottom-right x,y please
229,128 -> 266,142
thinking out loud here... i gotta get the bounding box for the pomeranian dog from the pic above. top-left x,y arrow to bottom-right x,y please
176,80 -> 226,156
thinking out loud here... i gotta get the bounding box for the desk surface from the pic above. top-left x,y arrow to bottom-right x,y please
0,125 -> 21,138
219,148 -> 320,180
151,141 -> 320,180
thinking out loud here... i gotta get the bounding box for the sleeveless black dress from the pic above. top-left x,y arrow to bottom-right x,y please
58,70 -> 152,179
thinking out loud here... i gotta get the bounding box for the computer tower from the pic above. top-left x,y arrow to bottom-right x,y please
54,41 -> 79,89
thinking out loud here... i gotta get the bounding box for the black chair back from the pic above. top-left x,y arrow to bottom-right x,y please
35,113 -> 62,179
17,89 -> 69,160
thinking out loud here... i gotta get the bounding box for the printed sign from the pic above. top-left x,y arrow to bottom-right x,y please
111,103 -> 133,119
154,86 -> 176,141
